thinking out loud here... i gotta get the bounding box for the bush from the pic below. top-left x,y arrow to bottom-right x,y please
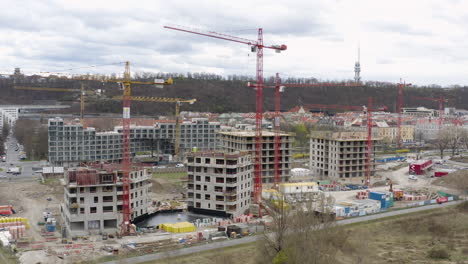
428,247 -> 450,259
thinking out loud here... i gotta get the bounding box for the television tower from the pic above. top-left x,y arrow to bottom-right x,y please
354,46 -> 361,83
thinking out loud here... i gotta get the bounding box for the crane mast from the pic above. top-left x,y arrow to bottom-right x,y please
165,25 -> 286,206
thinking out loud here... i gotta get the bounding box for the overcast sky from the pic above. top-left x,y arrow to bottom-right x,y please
1,0 -> 468,86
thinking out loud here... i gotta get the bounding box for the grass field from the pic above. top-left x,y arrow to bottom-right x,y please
152,172 -> 187,180
144,203 -> 468,264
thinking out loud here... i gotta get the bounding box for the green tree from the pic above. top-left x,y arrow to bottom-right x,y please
293,124 -> 309,153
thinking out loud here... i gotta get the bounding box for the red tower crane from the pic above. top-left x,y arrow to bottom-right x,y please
249,77 -> 362,187
164,25 -> 286,204
397,80 -> 412,148
413,96 -> 448,132
364,97 -> 387,186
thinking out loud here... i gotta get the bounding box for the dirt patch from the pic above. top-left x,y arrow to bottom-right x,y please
451,157 -> 468,163
433,170 -> 468,191
150,173 -> 187,201
0,179 -> 63,241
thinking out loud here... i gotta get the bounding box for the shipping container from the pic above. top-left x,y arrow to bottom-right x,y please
409,160 -> 432,175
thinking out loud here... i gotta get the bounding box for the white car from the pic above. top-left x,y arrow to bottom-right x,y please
408,175 -> 418,181
175,164 -> 184,168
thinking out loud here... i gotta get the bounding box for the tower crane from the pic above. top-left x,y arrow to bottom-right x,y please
29,62 -> 172,235
397,80 -> 412,148
413,96 -> 448,133
14,84 -> 96,126
364,97 -> 387,186
113,96 -> 197,157
165,25 -> 286,205
249,76 -> 363,188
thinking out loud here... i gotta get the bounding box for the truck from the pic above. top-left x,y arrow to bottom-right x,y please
7,167 -> 21,175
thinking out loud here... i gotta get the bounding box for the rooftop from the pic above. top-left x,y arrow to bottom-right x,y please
217,130 -> 292,137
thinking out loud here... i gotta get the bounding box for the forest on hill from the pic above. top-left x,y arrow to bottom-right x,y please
1,73 -> 468,116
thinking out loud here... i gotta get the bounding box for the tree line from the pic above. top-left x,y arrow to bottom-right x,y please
1,72 -> 468,117
14,119 -> 48,160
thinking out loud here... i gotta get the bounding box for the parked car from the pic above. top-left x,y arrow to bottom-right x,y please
408,175 -> 418,181
175,163 -> 184,168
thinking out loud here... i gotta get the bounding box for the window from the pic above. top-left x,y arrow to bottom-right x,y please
216,177 -> 224,183
103,186 -> 113,192
103,206 -> 113,213
103,196 -> 113,202
90,187 -> 96,193
195,202 -> 201,208
94,197 -> 98,203
80,208 -> 85,214
79,187 -> 85,193
196,185 -> 201,190
196,193 -> 201,199
196,176 -> 201,181
205,176 -> 210,182
101,174 -> 114,183
205,194 -> 210,200
90,207 -> 97,213
79,197 -> 84,204
204,185 -> 207,191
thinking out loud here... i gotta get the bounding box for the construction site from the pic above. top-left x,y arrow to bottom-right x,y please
0,15 -> 468,264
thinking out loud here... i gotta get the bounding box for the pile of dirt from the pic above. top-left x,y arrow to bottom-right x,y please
432,170 -> 468,191
19,250 -> 64,264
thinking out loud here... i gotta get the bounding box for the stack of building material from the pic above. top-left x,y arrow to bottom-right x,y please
0,205 -> 14,216
159,222 -> 196,233
356,191 -> 368,200
0,230 -> 12,246
403,194 -> 428,201
0,217 -> 30,229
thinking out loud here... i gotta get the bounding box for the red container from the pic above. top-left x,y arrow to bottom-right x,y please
434,171 -> 449,177
436,197 -> 448,204
409,160 -> 433,175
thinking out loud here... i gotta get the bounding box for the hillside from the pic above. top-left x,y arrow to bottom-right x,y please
2,76 -> 468,116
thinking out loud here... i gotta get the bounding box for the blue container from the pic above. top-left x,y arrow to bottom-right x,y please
369,192 -> 386,201
46,224 -> 56,232
344,207 -> 350,214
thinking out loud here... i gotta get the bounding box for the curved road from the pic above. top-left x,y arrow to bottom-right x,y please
104,200 -> 463,264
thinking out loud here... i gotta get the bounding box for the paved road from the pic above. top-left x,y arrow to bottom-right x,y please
103,200 -> 463,264
0,135 -> 45,182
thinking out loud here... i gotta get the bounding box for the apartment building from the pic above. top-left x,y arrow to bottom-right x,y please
376,125 -> 415,144
218,131 -> 293,183
48,117 -> 221,165
309,131 -> 381,179
186,151 -> 253,218
401,107 -> 438,117
60,166 -> 151,236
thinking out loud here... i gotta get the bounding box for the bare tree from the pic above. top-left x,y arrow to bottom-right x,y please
257,193 -> 347,264
447,126 -> 464,157
434,131 -> 451,159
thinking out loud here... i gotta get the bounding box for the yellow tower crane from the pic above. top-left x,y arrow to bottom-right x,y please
113,96 -> 196,157
14,84 -> 96,126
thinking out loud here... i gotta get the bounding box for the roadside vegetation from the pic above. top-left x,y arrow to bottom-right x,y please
145,203 -> 468,264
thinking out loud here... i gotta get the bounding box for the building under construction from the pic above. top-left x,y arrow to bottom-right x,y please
48,117 -> 220,165
217,131 -> 293,184
186,151 -> 253,217
309,131 -> 381,179
60,165 -> 151,236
